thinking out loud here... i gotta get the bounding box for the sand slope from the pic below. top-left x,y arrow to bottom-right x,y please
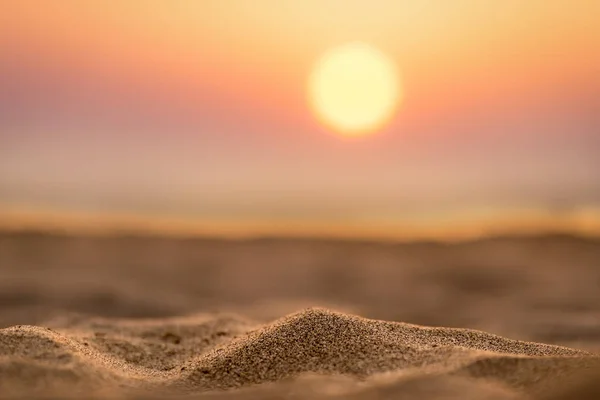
1,308 -> 598,399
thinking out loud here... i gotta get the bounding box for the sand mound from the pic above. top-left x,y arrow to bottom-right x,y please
0,308 -> 598,399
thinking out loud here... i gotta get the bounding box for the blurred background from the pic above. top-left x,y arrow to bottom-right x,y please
1,1 -> 599,351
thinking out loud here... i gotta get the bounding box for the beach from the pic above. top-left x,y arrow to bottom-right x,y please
1,232 -> 599,398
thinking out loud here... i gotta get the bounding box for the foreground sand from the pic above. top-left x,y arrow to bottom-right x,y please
2,233 -> 600,398
1,308 -> 599,399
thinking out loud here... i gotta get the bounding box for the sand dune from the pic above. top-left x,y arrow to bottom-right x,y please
2,234 -> 600,398
1,308 -> 598,399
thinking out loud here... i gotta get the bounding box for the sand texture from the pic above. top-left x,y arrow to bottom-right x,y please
1,233 -> 600,398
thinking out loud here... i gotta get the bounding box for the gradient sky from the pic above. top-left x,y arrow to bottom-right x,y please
1,1 -> 599,239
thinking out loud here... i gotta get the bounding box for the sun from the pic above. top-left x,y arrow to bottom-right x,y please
308,42 -> 402,137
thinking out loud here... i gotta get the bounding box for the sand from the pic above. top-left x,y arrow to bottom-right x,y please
1,308 -> 599,399
1,233 -> 600,398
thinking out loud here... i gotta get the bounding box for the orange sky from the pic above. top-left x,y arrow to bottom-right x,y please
1,1 -> 599,239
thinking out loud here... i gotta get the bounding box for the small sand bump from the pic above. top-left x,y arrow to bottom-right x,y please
1,308 -> 597,399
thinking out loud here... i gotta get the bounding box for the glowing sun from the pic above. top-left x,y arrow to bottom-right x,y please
308,42 -> 402,137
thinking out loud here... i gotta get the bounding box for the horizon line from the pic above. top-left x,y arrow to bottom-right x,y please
1,204 -> 599,243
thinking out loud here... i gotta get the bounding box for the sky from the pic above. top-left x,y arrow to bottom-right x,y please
1,1 -> 599,239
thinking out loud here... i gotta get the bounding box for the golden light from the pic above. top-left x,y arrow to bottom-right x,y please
308,42 -> 402,137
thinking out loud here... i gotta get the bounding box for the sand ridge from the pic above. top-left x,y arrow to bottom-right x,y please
0,307 -> 598,399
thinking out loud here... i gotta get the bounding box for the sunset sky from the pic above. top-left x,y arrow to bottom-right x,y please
1,1 -> 599,239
